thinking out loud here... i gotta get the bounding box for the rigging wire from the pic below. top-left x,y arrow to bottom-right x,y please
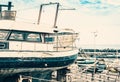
15,17 -> 37,24
16,16 -> 56,27
16,5 -> 39,12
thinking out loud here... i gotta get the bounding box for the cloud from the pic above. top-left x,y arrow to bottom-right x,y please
79,0 -> 101,5
77,0 -> 120,15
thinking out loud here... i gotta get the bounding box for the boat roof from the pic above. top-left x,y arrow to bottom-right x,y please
0,20 -> 54,33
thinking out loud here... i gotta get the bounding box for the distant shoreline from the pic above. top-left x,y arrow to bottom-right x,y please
79,48 -> 120,53
79,44 -> 120,49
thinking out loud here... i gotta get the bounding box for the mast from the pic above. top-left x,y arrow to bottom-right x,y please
53,3 -> 59,28
37,2 -> 59,28
37,4 -> 43,25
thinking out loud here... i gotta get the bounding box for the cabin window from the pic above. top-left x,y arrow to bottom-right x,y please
0,30 -> 9,40
44,34 -> 54,43
8,31 -> 42,42
26,33 -> 41,42
9,32 -> 24,40
58,32 -> 73,35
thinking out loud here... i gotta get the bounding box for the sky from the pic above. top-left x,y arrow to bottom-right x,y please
0,0 -> 120,49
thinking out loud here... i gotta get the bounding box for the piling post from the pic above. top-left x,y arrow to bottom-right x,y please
57,68 -> 69,82
18,75 -> 32,82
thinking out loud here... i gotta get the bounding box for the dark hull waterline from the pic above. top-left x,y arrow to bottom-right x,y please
0,54 -> 77,76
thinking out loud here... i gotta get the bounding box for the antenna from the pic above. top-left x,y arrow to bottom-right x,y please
91,31 -> 98,53
0,2 -> 14,12
59,8 -> 76,10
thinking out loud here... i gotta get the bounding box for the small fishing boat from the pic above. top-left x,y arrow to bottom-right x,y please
0,2 -> 78,81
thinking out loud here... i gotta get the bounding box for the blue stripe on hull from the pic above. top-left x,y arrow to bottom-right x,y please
0,54 -> 77,68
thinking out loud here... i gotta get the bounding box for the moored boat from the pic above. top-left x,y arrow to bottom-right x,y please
0,2 -> 78,81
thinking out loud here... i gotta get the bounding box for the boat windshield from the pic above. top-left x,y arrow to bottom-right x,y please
0,30 -> 9,40
44,34 -> 54,43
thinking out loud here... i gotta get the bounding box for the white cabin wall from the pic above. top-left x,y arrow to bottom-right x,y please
21,42 -> 34,50
9,41 -> 22,50
35,43 -> 54,51
9,41 -> 54,51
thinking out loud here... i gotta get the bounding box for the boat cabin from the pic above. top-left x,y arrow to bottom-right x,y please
0,20 -> 78,51
0,20 -> 56,51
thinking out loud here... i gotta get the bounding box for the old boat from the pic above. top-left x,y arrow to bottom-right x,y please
0,2 -> 78,81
